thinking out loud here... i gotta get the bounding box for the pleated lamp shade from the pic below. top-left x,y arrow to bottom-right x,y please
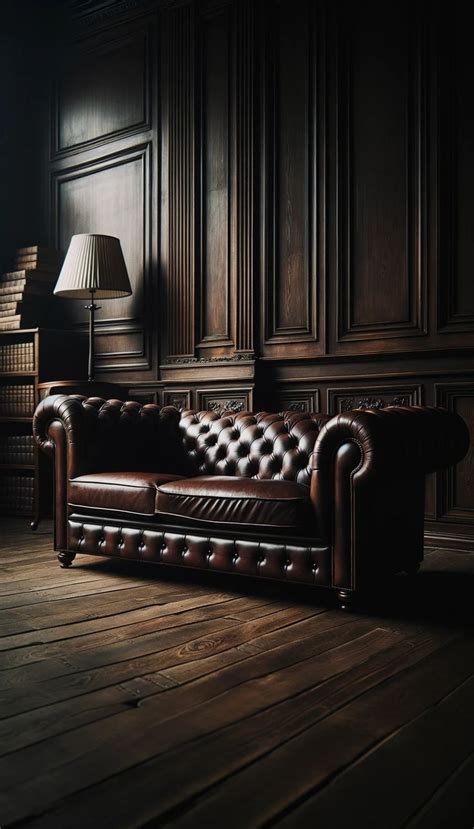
54,234 -> 132,299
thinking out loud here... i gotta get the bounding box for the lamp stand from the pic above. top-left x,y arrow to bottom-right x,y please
85,290 -> 101,382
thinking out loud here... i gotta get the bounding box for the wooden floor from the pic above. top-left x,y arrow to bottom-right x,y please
0,521 -> 473,828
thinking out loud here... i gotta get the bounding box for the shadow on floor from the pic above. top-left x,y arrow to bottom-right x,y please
63,546 -> 474,628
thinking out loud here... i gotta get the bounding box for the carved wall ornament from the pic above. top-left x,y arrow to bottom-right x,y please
340,395 -> 409,412
286,402 -> 307,412
207,400 -> 245,415
69,0 -> 181,26
163,353 -> 255,365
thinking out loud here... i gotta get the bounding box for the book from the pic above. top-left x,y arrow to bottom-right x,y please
0,316 -> 22,330
0,303 -> 17,318
0,342 -> 34,372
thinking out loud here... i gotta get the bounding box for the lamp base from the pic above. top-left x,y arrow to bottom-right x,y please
84,299 -> 101,383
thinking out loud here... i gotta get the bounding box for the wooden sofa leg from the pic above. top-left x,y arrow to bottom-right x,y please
58,551 -> 76,568
337,589 -> 354,611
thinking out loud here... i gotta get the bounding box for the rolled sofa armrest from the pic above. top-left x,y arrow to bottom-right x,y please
34,394 -> 182,475
310,406 -> 469,590
33,395 -> 182,549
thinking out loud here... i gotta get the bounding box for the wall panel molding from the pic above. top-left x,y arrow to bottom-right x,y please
197,0 -> 233,350
196,386 -> 253,414
53,23 -> 152,158
233,0 -> 255,354
52,142 -> 152,372
166,3 -> 196,358
437,11 -> 474,334
277,388 -> 320,414
435,382 -> 474,521
335,0 -> 427,347
261,0 -> 322,355
327,384 -> 422,415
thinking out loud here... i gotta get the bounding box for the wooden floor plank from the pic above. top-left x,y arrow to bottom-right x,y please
0,593 -> 276,664
139,636 -> 474,829
271,675 -> 474,828
0,522 -> 473,828
17,630 -> 461,829
0,610 -> 361,756
0,591 -> 251,653
0,626 -> 400,824
0,605 -> 319,719
402,751 -> 474,829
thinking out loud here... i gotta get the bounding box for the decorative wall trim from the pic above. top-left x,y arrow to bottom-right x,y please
262,0 -> 320,348
327,384 -> 422,415
52,24 -> 152,159
196,385 -> 252,414
197,0 -> 233,349
436,15 -> 474,334
163,352 -> 255,364
68,0 -> 173,26
335,4 -> 427,344
167,3 -> 196,358
435,382 -> 474,521
51,142 -> 152,372
277,388 -> 320,414
233,0 -> 255,353
163,388 -> 192,409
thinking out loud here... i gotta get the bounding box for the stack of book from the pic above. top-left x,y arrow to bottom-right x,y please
0,436 -> 35,465
0,474 -> 34,514
0,246 -> 60,331
0,384 -> 35,416
0,342 -> 35,372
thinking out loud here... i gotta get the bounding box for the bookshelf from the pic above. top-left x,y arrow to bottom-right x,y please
0,328 -> 88,525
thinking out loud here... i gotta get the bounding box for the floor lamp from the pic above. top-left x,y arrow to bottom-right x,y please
53,234 -> 132,382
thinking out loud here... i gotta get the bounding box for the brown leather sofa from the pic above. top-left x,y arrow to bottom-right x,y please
33,396 -> 469,609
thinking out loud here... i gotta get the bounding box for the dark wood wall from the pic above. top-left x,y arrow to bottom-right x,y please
9,0 -> 474,548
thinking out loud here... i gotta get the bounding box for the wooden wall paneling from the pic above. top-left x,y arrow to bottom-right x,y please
53,22 -> 151,157
52,143 -> 153,373
334,0 -> 427,352
196,386 -> 253,415
437,8 -> 474,335
197,0 -> 233,352
127,387 -> 160,405
261,0 -> 323,358
166,3 -> 196,359
163,388 -> 192,410
277,388 -> 320,414
435,382 -> 474,522
233,0 -> 255,356
327,383 -> 423,415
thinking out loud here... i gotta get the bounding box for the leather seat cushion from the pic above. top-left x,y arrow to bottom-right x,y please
156,475 -> 313,530
69,472 -> 185,516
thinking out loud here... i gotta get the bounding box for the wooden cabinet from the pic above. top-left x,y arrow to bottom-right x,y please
0,328 -> 87,524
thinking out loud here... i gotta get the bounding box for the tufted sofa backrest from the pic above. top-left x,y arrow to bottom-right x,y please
178,410 -> 331,486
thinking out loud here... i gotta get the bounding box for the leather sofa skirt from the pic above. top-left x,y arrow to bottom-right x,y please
67,516 -> 331,587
